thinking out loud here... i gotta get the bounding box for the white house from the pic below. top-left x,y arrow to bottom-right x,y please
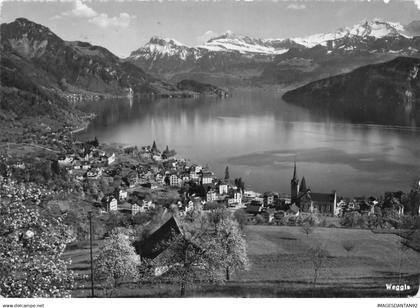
119,190 -> 128,201
201,170 -> 213,185
191,165 -> 202,174
228,192 -> 242,207
108,153 -> 116,165
108,198 -> 118,211
142,199 -> 155,210
58,155 -> 73,166
189,171 -> 199,181
76,174 -> 85,181
170,174 -> 181,187
87,170 -> 97,179
13,162 -> 25,169
131,203 -> 141,216
219,184 -> 228,195
206,190 -> 217,202
244,190 -> 258,198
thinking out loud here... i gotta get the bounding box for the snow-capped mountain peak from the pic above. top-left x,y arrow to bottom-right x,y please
200,31 -> 288,55
347,19 -> 406,38
292,19 -> 409,48
129,36 -> 197,61
148,36 -> 189,47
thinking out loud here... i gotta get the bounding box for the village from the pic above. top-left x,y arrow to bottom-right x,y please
1,127 -> 417,230
1,127 -> 419,298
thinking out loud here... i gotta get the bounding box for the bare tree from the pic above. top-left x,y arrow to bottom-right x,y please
301,222 -> 314,238
308,245 -> 329,286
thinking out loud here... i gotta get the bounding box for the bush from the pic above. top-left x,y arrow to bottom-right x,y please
287,216 -> 296,226
340,211 -> 362,228
255,214 -> 265,224
319,218 -> 327,227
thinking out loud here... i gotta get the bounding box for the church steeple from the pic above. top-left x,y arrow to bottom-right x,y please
290,160 -> 299,204
292,160 -> 297,181
151,140 -> 158,154
299,176 -> 307,193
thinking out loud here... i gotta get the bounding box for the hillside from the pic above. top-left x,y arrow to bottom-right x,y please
282,57 -> 420,126
0,18 -> 181,99
176,80 -> 228,97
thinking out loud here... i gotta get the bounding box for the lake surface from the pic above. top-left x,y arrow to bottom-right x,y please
80,88 -> 420,198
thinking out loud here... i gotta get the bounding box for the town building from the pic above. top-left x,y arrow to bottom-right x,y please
119,189 -> 128,201
108,198 -> 118,211
200,169 -> 213,185
246,200 -> 264,214
219,184 -> 228,195
206,189 -> 217,202
228,191 -> 243,207
170,174 -> 181,187
107,153 -> 116,165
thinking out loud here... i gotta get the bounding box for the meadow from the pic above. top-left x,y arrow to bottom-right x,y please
66,225 -> 420,297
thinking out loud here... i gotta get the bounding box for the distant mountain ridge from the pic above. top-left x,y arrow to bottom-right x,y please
282,57 -> 420,126
127,19 -> 420,86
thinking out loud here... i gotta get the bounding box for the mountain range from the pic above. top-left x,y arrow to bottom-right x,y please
127,19 -> 420,86
1,17 -> 420,128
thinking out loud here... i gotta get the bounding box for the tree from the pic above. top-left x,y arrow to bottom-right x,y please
92,137 -> 99,148
214,218 -> 248,281
207,207 -> 230,232
301,222 -> 314,238
407,179 -> 420,216
0,200 -> 74,297
224,166 -> 230,181
94,229 -> 141,297
51,159 -> 60,175
342,240 -> 355,256
308,245 -> 329,285
234,178 -> 245,193
233,209 -> 247,230
340,211 -> 362,228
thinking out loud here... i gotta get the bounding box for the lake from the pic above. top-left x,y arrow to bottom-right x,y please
80,87 -> 420,198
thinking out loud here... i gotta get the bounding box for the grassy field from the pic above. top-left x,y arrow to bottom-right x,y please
66,225 -> 420,297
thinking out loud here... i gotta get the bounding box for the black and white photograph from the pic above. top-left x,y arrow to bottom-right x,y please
0,0 -> 420,304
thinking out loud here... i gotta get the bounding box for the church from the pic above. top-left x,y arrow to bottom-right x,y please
290,162 -> 338,217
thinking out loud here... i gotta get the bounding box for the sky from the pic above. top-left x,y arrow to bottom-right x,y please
1,0 -> 420,57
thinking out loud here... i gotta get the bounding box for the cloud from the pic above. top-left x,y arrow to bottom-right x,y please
50,0 -> 135,28
197,30 -> 217,44
89,12 -> 135,29
287,3 -> 306,9
71,0 -> 97,18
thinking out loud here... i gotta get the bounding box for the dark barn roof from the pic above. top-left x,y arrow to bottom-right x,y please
134,216 -> 182,260
246,203 -> 264,214
309,192 -> 335,203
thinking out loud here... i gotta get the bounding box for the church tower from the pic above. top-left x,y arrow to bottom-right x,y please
299,176 -> 307,193
290,161 -> 299,204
